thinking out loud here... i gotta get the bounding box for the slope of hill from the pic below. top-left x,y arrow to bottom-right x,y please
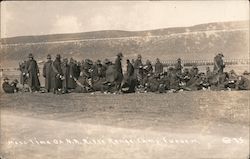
0,20 -> 249,67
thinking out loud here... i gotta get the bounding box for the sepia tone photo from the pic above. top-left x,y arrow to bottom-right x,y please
0,1 -> 249,159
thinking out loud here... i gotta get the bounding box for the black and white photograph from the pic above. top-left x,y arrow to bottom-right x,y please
0,1 -> 249,159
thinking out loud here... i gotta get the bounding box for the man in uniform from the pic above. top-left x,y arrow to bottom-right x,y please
213,53 -> 225,74
236,75 -> 250,90
122,59 -> 136,93
175,58 -> 183,75
154,58 -> 163,75
43,54 -> 53,92
68,58 -> 77,89
51,54 -> 63,94
19,60 -> 27,87
114,52 -> 124,91
2,77 -> 18,93
144,60 -> 153,75
25,53 -> 40,92
61,58 -> 70,93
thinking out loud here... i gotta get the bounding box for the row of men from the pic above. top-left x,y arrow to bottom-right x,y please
2,53 -> 250,94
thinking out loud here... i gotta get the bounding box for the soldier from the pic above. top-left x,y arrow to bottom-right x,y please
134,54 -> 143,69
25,53 -> 40,92
68,58 -> 77,89
126,59 -> 134,78
114,52 -> 124,91
206,67 -> 213,77
236,75 -> 250,90
96,60 -> 106,79
190,65 -> 199,78
213,53 -> 225,74
2,77 -> 18,93
144,60 -> 153,75
174,58 -> 183,74
122,59 -> 136,93
155,58 -> 163,75
43,54 -> 53,92
61,58 -> 70,93
51,54 -> 63,94
19,60 -> 27,87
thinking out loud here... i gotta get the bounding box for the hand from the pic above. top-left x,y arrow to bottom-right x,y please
37,73 -> 40,76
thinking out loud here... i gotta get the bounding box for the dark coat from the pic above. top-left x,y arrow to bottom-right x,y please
2,82 -> 15,93
155,62 -> 163,74
43,60 -> 53,92
51,59 -> 63,90
68,62 -> 77,89
25,59 -> 40,91
174,62 -> 183,74
61,63 -> 70,91
19,62 -> 27,85
213,55 -> 225,74
114,57 -> 123,75
127,62 -> 134,77
134,59 -> 143,69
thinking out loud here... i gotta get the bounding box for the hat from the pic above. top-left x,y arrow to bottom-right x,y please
63,58 -> 68,62
3,77 -> 9,81
13,79 -> 18,83
177,58 -> 181,61
96,59 -> 101,64
218,53 -> 224,57
117,52 -> 123,57
104,58 -> 111,64
56,54 -> 61,59
86,59 -> 93,65
28,53 -> 33,58
47,54 -> 51,59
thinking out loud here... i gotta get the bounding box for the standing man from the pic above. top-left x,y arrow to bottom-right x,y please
25,53 -> 40,92
51,54 -> 63,94
175,58 -> 183,75
68,58 -> 77,89
213,53 -> 225,74
43,54 -> 53,92
19,60 -> 27,87
61,58 -> 70,93
154,58 -> 163,75
114,52 -> 124,91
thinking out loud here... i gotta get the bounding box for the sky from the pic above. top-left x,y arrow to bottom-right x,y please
1,1 -> 249,38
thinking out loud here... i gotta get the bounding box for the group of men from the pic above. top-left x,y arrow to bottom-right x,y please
2,52 -> 250,94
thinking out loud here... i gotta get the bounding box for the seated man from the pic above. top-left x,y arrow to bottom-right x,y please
236,75 -> 250,90
2,77 -> 19,93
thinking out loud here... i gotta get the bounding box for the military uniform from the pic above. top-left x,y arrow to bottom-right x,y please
25,54 -> 40,91
154,58 -> 163,75
51,54 -> 63,93
43,55 -> 53,92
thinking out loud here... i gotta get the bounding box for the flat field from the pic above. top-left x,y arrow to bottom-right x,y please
0,90 -> 249,159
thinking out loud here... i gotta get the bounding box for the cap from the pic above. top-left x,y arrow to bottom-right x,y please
4,77 -> 9,81
47,54 -> 51,59
117,52 -> 123,57
28,53 -> 33,58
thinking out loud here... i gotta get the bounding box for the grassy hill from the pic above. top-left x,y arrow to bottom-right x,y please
0,20 -> 249,67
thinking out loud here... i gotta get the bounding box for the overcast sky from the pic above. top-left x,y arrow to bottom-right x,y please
1,1 -> 249,38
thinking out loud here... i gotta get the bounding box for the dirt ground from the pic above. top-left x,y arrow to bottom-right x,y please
0,90 -> 249,159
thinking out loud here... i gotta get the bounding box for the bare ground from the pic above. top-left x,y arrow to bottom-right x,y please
0,91 -> 249,159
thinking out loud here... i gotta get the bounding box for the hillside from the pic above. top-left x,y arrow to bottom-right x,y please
0,21 -> 249,66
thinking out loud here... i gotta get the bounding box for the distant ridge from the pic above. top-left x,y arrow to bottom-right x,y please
0,20 -> 249,67
1,20 -> 248,45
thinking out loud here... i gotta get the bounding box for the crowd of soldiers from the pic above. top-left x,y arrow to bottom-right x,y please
2,52 -> 250,94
